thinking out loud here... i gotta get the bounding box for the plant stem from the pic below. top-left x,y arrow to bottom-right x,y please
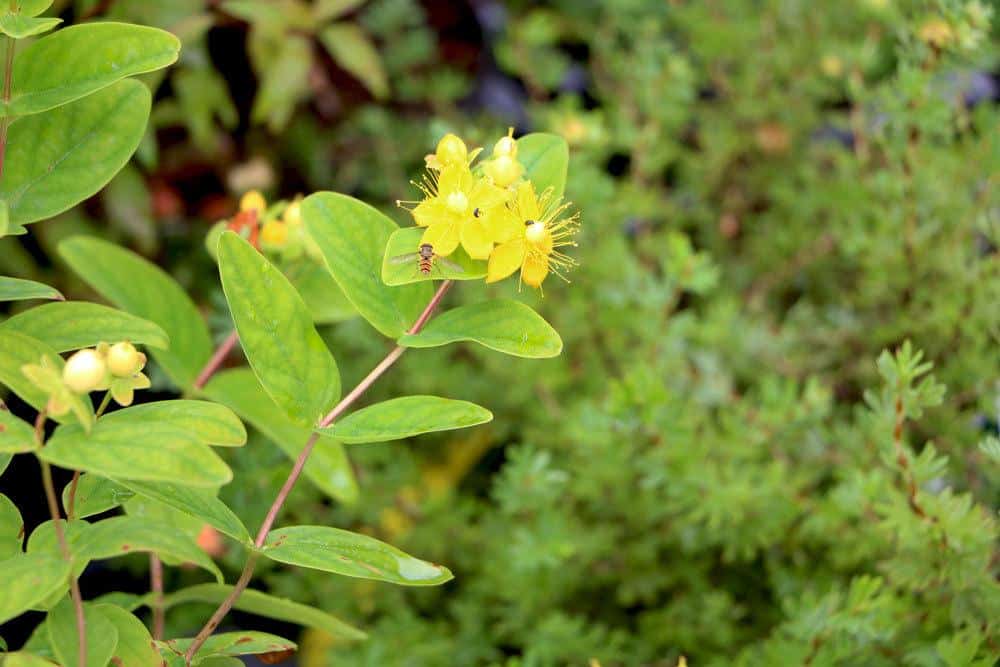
66,392 -> 113,520
183,280 -> 454,665
193,330 -> 240,390
37,414 -> 87,667
150,554 -> 165,639
0,33 -> 14,180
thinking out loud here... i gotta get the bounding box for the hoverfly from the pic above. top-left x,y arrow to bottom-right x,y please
389,243 -> 464,277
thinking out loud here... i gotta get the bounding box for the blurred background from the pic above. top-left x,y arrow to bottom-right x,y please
1,0 -> 999,665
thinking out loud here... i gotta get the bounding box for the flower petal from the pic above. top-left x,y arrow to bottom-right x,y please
521,252 -> 549,288
486,239 -> 527,284
412,199 -> 446,227
461,219 -> 494,260
437,164 -> 466,196
421,222 -> 460,256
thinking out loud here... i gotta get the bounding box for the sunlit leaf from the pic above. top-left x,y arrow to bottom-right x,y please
0,276 -> 62,302
322,395 -> 492,444
0,553 -> 70,624
95,604 -> 160,667
1,301 -> 169,352
398,299 -> 562,358
517,133 -> 569,201
47,597 -> 118,667
118,480 -> 251,544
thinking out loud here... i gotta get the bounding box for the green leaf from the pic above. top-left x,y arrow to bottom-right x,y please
0,493 -> 24,558
3,22 -> 179,117
0,654 -> 58,666
314,0 -> 367,21
159,632 -> 296,664
0,80 -> 150,226
302,192 -> 432,337
202,368 -> 358,504
95,604 -> 160,667
398,299 -> 563,358
39,419 -> 232,488
160,583 -> 366,641
59,236 -> 213,388
0,408 -> 36,453
0,552 -> 70,624
0,330 -> 93,425
322,395 -> 492,444
381,227 -> 486,286
0,276 -> 62,302
262,525 -> 453,586
319,23 -> 389,99
61,474 -> 134,519
1,301 -> 169,352
12,1 -> 54,18
118,480 -> 251,545
101,400 -> 246,447
47,597 -> 118,667
517,133 -> 569,201
73,516 -> 223,582
290,260 -> 357,324
217,231 -> 340,427
0,15 -> 60,38
250,34 -> 311,132
0,453 -> 11,476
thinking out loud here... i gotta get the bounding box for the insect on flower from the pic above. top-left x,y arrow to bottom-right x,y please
390,243 -> 464,277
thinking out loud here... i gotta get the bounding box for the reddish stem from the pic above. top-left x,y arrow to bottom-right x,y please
183,280 -> 453,665
193,330 -> 240,390
150,554 -> 165,639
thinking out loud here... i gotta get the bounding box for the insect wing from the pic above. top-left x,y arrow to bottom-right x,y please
389,252 -> 420,265
437,256 -> 465,273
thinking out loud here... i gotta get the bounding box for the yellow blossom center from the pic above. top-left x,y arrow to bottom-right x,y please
446,190 -> 469,214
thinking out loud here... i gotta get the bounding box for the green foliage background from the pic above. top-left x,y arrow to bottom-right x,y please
2,0 -> 999,665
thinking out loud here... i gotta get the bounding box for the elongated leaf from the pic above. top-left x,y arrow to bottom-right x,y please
0,492 -> 23,558
59,236 -> 213,387
319,22 -> 388,99
381,227 -> 486,286
47,597 -> 118,667
0,452 -> 11,476
62,474 -> 133,520
101,400 -> 246,447
302,192 -> 431,337
290,260 -> 357,324
95,604 -> 160,667
517,133 -> 569,201
118,480 -> 251,544
160,583 -> 366,641
262,525 -> 453,586
73,516 -> 223,582
202,368 -> 357,504
1,301 -> 168,352
160,632 -> 296,664
4,22 -> 179,117
323,395 -> 492,444
398,299 -> 562,358
39,420 -> 232,488
0,276 -> 62,302
0,330 -> 92,425
0,15 -> 60,38
0,653 -> 57,666
0,408 -> 36,453
218,231 -> 340,427
1,80 -> 151,226
0,552 -> 70,624
13,1 -> 54,17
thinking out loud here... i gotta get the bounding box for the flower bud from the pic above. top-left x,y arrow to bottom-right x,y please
63,349 -> 107,394
485,155 -> 522,187
493,130 -> 517,159
107,342 -> 145,377
435,134 -> 468,167
282,200 -> 302,226
239,190 -> 267,215
260,220 -> 289,246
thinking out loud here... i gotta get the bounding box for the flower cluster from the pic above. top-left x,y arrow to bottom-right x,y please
21,342 -> 150,429
401,131 -> 579,289
209,190 -> 320,261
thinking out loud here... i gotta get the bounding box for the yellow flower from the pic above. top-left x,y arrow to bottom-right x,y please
239,189 -> 266,215
407,163 -> 508,259
486,181 -> 578,289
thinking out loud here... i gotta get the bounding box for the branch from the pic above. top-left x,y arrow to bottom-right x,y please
183,280 -> 454,665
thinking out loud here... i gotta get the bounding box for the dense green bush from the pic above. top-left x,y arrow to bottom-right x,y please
2,0 -> 998,666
